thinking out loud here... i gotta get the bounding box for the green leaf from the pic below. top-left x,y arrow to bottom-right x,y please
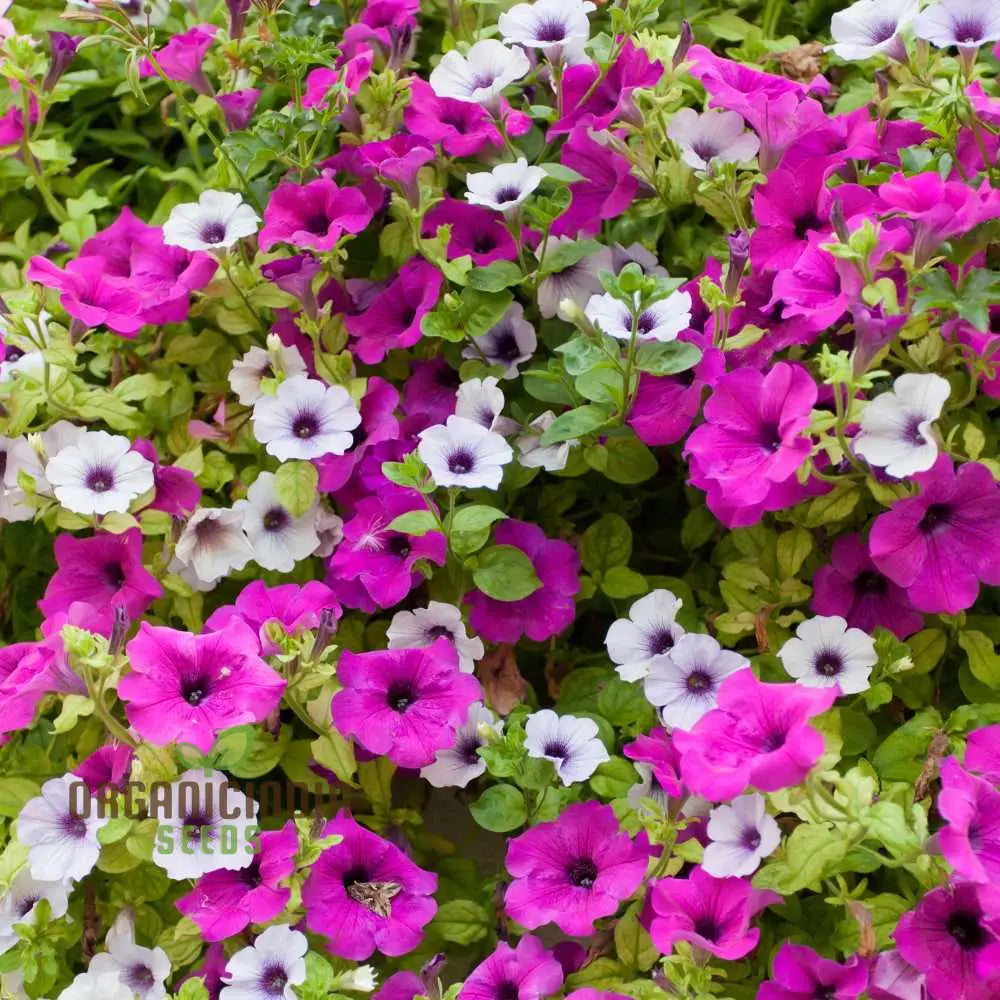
466,260 -> 523,292
539,404 -> 612,445
472,545 -> 542,601
754,822 -> 850,893
273,461 -> 318,517
958,630 -> 1000,688
633,340 -> 701,376
872,708 -> 943,782
614,902 -> 659,971
590,436 -> 659,485
776,527 -> 813,578
538,238 -> 602,276
0,778 -> 40,818
469,784 -> 527,832
589,757 -> 638,799
386,509 -> 440,536
600,565 -> 648,599
431,900 -> 491,945
580,513 -> 632,574
451,504 -> 508,534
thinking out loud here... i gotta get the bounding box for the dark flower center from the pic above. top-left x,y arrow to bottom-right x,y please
194,515 -> 224,543
456,735 -> 482,766
693,916 -> 720,941
398,305 -> 417,328
426,625 -> 453,640
543,740 -> 568,759
342,865 -> 370,889
636,311 -> 658,335
387,681 -> 417,712
690,140 -> 719,162
491,330 -> 522,363
85,466 -> 114,493
494,185 -> 522,204
813,988 -> 837,1000
793,211 -> 823,241
104,561 -> 126,588
902,416 -> 927,446
200,222 -> 227,244
62,813 -> 88,838
868,20 -> 898,43
124,965 -> 156,992
952,17 -> 985,45
567,857 -> 598,888
436,365 -> 461,388
947,911 -> 986,949
15,895 -> 39,918
854,570 -> 887,597
919,502 -> 952,535
495,982 -> 519,1000
240,859 -> 263,888
814,651 -> 843,677
759,422 -> 783,452
260,963 -> 289,997
741,828 -> 762,851
263,506 -> 290,532
304,213 -> 330,235
386,534 -> 411,558
182,675 -> 211,705
447,449 -> 476,475
648,628 -> 675,655
473,233 -> 499,254
686,670 -> 712,693
292,413 -> 319,439
534,18 -> 567,42
761,730 -> 787,752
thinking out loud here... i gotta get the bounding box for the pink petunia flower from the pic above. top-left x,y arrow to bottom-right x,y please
937,758 -> 1000,884
458,934 -> 564,1000
966,724 -> 1000,783
140,23 -> 217,95
422,199 -> 520,266
673,669 -> 837,801
811,533 -> 924,639
758,943 -> 868,999
504,802 -> 651,935
73,743 -> 134,794
302,811 -> 437,959
648,865 -> 778,960
260,177 -> 374,252
869,458 -> 1000,614
38,529 -> 163,631
130,438 -> 202,516
119,619 -> 285,752
176,821 -> 298,940
331,637 -> 482,768
465,519 -> 580,643
216,88 -> 260,131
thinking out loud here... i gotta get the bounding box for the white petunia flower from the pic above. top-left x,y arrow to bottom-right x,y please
605,589 -> 686,682
667,108 -> 760,171
913,0 -> 1000,49
585,289 -> 693,343
88,909 -> 171,1000
853,372 -> 950,479
429,39 -> 530,107
252,375 -> 362,461
387,601 -> 484,673
0,436 -> 43,523
17,774 -> 108,883
150,770 -> 258,881
516,411 -> 577,472
644,635 -> 748,731
162,190 -> 260,252
462,303 -> 537,378
221,924 -> 308,1000
228,343 -> 308,406
702,794 -> 781,878
0,872 -> 71,955
420,702 -> 502,788
45,431 -> 154,516
778,615 -> 877,694
235,471 -> 320,573
455,377 -> 517,434
523,709 -> 609,785
58,971 -> 133,1000
175,507 -> 255,586
466,158 -> 546,214
536,238 -> 613,320
828,0 -> 918,60
499,0 -> 595,64
417,415 -> 513,490
0,310 -> 51,384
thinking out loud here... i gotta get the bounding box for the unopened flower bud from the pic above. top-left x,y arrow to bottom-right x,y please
673,20 -> 693,69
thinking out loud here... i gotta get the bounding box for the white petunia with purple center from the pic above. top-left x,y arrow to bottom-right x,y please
606,589 -> 687,682
523,709 -> 609,785
235,470 -> 320,573
417,415 -> 513,490
702,794 -> 781,878
778,615 -> 877,694
585,289 -> 693,343
667,108 -> 761,172
420,702 -> 502,788
466,158 -> 547,215
828,0 -> 918,61
220,924 -> 307,1000
429,39 -> 530,107
162,190 -> 260,252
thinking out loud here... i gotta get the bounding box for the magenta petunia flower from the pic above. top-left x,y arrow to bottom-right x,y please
458,934 -> 564,1000
260,177 -> 373,252
683,362 -> 817,509
204,579 -> 341,656
216,87 -> 260,131
326,491 -> 447,612
866,949 -> 926,1000
131,438 -> 202,516
465,519 -> 580,643
422,199 -> 520,266
140,23 -> 217,94
648,865 -> 778,960
345,258 -> 443,364
73,743 -> 134,794
551,126 -> 639,238
966,725 -> 1000,783
373,972 -> 424,1000
401,357 -> 460,424
0,642 -> 57,739
758,943 -> 868,999
119,619 -> 285,752
894,881 -> 1000,1000
811,533 -> 924,639
505,802 -> 651,935
623,727 -> 684,799
673,669 -> 837,801
302,811 -> 437,960
869,458 -> 1000,614
331,637 -> 481,768
38,529 -> 163,632
176,821 -> 298,940
937,758 -> 1000,884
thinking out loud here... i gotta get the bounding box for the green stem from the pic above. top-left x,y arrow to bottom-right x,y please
20,90 -> 67,223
